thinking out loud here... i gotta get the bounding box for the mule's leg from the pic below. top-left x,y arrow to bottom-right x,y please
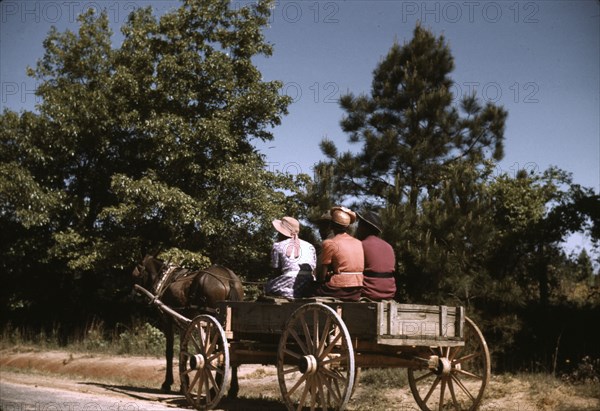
161,319 -> 174,393
228,365 -> 239,399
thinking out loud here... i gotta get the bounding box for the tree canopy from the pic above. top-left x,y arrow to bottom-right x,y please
305,24 -> 599,370
0,0 -> 304,325
317,25 -> 507,209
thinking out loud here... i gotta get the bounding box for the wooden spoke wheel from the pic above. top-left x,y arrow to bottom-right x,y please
408,317 -> 490,411
277,303 -> 355,411
179,315 -> 230,410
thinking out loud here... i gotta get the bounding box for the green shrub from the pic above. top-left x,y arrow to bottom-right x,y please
0,320 -> 174,357
118,322 -> 167,356
83,320 -> 108,351
0,322 -> 62,350
562,356 -> 600,384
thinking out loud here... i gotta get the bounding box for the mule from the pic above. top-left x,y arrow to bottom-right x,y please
132,254 -> 244,396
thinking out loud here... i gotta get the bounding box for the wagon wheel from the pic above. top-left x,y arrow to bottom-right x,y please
277,303 -> 355,411
407,316 -> 490,411
179,314 -> 230,410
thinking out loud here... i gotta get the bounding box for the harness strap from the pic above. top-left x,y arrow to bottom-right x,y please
154,264 -> 178,300
150,263 -> 242,305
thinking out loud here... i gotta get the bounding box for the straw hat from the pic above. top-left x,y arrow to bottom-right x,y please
330,206 -> 357,228
272,216 -> 300,237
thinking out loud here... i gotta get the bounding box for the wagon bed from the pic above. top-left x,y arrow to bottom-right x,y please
135,284 -> 490,411
217,298 -> 464,345
209,298 -> 487,410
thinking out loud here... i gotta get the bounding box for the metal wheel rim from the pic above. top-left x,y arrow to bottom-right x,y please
407,316 -> 491,411
179,314 -> 231,410
277,302 -> 355,411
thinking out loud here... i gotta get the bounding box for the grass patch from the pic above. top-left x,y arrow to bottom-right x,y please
485,372 -> 600,411
242,366 -> 276,380
0,320 -> 175,357
349,386 -> 400,411
357,367 -> 408,388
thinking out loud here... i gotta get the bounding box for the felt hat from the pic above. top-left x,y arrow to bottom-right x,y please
330,206 -> 357,228
272,216 -> 300,237
357,210 -> 383,233
318,210 -> 332,222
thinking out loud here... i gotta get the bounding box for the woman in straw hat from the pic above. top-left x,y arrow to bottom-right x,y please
265,216 -> 317,299
312,206 -> 364,301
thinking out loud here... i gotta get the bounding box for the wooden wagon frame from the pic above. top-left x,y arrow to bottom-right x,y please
135,285 -> 491,411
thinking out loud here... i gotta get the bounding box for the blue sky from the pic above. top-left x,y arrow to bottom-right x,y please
1,0 -> 599,254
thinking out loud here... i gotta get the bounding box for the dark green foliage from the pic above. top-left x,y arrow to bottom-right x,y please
326,26 -> 507,209
0,0 -> 303,328
305,24 -> 600,372
308,25 -> 508,305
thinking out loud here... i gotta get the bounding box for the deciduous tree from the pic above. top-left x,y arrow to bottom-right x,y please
0,0 -> 299,325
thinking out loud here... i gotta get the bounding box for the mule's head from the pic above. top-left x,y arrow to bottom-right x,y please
132,254 -> 164,292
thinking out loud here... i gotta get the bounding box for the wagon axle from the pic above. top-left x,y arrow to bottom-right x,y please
298,355 -> 318,375
189,353 -> 206,370
427,355 -> 455,376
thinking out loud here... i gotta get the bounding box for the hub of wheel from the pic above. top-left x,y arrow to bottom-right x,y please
428,355 -> 452,376
189,353 -> 206,370
298,355 -> 318,375
439,357 -> 452,376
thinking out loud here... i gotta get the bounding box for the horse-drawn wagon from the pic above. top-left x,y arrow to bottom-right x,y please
133,256 -> 490,411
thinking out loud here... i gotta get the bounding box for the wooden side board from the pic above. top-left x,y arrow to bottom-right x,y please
214,299 -> 464,347
375,302 -> 464,345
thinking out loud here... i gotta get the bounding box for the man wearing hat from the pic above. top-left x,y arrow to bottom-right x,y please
265,216 -> 317,299
355,210 -> 396,301
313,206 -> 364,301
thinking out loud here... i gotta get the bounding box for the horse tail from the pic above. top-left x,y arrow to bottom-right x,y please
228,286 -> 240,301
188,273 -> 208,308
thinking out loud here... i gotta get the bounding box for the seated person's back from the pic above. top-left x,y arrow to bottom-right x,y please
265,216 -> 316,299
313,206 -> 364,302
356,210 -> 396,300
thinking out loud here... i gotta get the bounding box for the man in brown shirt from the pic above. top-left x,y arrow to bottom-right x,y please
356,210 -> 396,301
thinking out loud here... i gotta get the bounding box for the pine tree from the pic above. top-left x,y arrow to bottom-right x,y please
310,25 -> 507,303
319,25 -> 506,209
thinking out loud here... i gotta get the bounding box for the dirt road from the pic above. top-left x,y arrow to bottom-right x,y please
1,348 -> 599,410
1,375 -> 190,411
0,349 -> 288,410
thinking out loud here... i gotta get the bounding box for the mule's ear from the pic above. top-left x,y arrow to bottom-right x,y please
152,245 -> 164,258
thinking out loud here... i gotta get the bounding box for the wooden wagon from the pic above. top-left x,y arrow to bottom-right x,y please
135,285 -> 490,411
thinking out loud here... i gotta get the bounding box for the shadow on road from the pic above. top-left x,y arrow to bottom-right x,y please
81,382 -> 287,410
